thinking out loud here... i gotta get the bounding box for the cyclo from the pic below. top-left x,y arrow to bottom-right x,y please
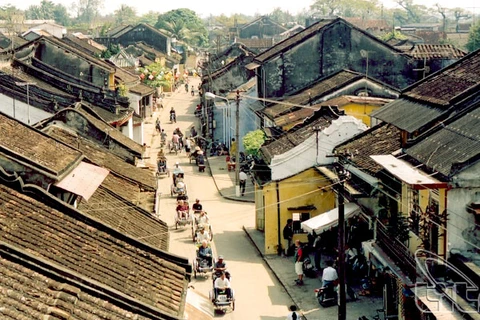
155,151 -> 169,178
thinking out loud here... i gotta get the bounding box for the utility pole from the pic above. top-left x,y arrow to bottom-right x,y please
235,90 -> 241,197
15,82 -> 36,125
337,169 -> 347,320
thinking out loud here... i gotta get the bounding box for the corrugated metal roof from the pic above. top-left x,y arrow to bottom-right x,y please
406,106 -> 480,177
371,98 -> 444,133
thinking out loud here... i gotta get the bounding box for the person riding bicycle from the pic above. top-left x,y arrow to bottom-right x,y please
160,129 -> 167,146
170,107 -> 176,122
191,85 -> 195,96
213,255 -> 230,280
192,199 -> 203,213
184,83 -> 189,93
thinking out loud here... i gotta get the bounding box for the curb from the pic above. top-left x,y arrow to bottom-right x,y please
242,226 -> 308,319
206,157 -> 254,203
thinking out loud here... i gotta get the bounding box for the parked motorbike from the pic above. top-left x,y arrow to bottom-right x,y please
194,104 -> 202,117
315,282 -> 337,307
303,257 -> 317,278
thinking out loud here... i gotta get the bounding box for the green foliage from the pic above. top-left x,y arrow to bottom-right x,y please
138,63 -> 173,90
154,9 -> 208,47
25,1 -> 71,26
242,130 -> 266,156
466,23 -> 480,53
114,4 -> 138,26
138,11 -> 160,25
100,43 -> 120,58
72,0 -> 104,25
380,30 -> 407,42
388,213 -> 410,243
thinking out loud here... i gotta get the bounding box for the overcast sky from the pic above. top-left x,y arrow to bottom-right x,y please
6,0 -> 480,18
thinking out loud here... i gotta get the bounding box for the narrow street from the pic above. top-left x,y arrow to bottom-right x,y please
147,78 -> 295,319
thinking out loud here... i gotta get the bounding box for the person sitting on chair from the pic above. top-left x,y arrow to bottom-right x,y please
214,271 -> 232,301
196,226 -> 210,243
198,240 -> 212,265
176,200 -> 189,219
198,211 -> 209,225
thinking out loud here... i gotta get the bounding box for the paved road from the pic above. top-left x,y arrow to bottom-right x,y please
148,79 -> 295,319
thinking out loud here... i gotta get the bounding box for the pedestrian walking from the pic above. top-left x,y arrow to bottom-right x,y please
286,305 -> 301,320
185,137 -> 191,156
294,240 -> 304,285
239,170 -> 247,196
283,219 -> 294,256
155,118 -> 161,133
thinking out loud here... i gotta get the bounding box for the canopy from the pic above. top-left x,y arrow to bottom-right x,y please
301,203 -> 361,234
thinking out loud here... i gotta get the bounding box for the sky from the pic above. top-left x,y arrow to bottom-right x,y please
5,0 -> 480,18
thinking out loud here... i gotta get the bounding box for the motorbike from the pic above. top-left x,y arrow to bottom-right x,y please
303,257 -> 317,278
314,282 -> 337,307
194,104 -> 202,117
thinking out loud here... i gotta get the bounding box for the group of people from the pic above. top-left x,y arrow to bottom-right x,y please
193,200 -> 232,302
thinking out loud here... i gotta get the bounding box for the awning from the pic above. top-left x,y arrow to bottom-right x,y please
415,286 -> 468,320
301,203 -> 361,234
370,155 -> 447,189
245,62 -> 260,70
55,162 -> 109,201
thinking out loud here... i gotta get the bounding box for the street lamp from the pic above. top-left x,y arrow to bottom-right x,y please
205,91 -> 242,197
15,81 -> 36,125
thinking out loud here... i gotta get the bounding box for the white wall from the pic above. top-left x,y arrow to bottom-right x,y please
128,93 -> 141,114
0,94 -> 51,125
133,122 -> 144,146
270,116 -> 367,181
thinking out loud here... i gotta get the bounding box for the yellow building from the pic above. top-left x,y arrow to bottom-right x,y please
319,95 -> 394,127
256,167 -> 336,255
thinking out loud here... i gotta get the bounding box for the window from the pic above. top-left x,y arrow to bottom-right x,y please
292,212 -> 310,234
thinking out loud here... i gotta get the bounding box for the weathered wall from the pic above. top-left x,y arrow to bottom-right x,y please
37,41 -> 108,88
258,20 -> 417,99
240,21 -> 285,39
117,26 -> 169,54
263,168 -> 336,255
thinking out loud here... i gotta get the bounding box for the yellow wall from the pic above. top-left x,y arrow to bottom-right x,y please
262,168 -> 336,254
403,185 -> 447,256
340,103 -> 381,127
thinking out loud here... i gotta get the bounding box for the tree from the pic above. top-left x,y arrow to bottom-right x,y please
242,130 -> 266,156
466,22 -> 480,52
138,11 -> 160,26
154,9 -> 208,47
25,1 -> 70,26
114,4 -> 137,26
72,0 -> 104,25
138,63 -> 173,91
269,8 -> 294,25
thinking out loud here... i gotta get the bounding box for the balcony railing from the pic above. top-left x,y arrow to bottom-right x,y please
376,220 -> 417,282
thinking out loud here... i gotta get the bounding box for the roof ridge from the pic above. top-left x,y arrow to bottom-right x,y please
0,165 -> 191,273
0,242 -> 178,320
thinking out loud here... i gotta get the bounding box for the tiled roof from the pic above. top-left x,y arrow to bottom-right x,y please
114,65 -> 139,85
106,24 -> 132,37
261,106 -> 341,163
43,125 -> 156,191
78,102 -> 134,126
263,70 -> 363,118
274,106 -> 319,130
0,181 -> 190,317
0,113 -> 83,179
334,123 -> 401,175
403,49 -> 480,106
406,105 -> 480,177
408,44 -> 467,60
0,246 -> 169,320
78,185 -> 168,250
130,83 -> 155,95
371,98 -> 444,133
73,106 -> 144,156
254,18 -> 337,63
61,34 -> 104,56
235,38 -> 274,49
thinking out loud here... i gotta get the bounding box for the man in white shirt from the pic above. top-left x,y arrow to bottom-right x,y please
321,260 -> 338,287
196,227 -> 210,244
213,271 -> 232,301
239,170 -> 248,196
286,305 -> 301,320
